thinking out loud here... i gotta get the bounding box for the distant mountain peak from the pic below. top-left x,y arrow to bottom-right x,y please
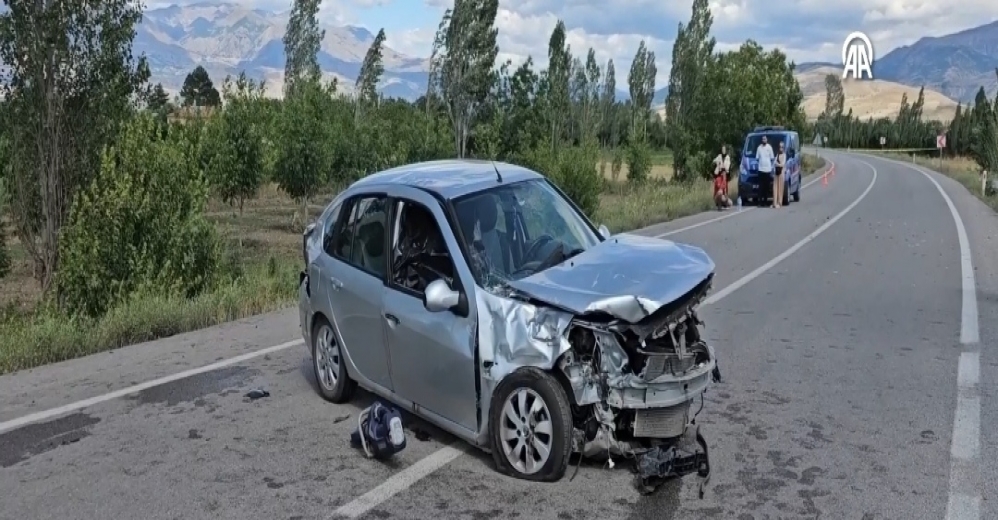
346,25 -> 374,41
138,1 -> 429,101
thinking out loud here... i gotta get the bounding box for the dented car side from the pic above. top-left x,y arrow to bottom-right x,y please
298,160 -> 716,490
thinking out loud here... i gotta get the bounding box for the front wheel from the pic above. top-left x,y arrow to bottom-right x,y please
793,180 -> 801,202
488,368 -> 573,481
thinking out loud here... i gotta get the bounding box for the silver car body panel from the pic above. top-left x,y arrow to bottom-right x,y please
298,160 -> 718,462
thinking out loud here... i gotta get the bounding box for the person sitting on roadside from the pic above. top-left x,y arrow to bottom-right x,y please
755,135 -> 775,205
713,145 -> 732,209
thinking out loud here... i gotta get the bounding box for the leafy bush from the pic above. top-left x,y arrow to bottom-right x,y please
57,114 -> 221,318
626,140 -> 652,182
551,146 -> 602,218
611,147 -> 624,181
0,176 -> 10,280
203,98 -> 264,213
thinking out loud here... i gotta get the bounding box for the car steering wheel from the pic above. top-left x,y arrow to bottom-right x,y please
522,234 -> 555,263
509,235 -> 556,278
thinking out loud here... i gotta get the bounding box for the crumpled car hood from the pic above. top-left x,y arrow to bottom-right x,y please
506,233 -> 715,323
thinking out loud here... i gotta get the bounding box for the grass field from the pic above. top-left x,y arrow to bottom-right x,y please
597,149 -> 675,182
0,150 -> 825,374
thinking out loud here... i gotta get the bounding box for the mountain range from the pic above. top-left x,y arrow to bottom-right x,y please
135,2 -> 674,102
6,2 -> 993,113
797,20 -> 998,104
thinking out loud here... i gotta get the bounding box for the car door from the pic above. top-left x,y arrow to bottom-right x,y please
381,186 -> 480,433
320,192 -> 394,391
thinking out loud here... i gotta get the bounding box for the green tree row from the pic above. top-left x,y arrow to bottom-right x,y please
0,0 -> 811,322
808,72 -> 998,174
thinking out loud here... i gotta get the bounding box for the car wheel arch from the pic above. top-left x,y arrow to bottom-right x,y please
311,311 -> 348,367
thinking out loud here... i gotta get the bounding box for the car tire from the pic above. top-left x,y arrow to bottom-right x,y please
782,182 -> 791,206
488,367 -> 573,482
793,183 -> 801,202
311,316 -> 356,404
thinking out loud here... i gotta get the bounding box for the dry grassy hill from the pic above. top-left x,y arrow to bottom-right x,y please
653,65 -> 961,123
797,66 -> 960,122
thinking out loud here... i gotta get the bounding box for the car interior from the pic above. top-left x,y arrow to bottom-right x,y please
391,201 -> 455,292
456,193 -> 515,278
332,196 -> 389,277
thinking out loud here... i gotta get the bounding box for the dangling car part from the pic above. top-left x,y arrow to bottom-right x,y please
298,159 -> 718,491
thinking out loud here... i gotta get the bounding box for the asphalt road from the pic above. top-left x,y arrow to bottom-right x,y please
1,150 -> 995,520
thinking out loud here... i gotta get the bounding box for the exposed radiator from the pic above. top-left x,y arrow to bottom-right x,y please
643,354 -> 696,380
632,403 -> 690,438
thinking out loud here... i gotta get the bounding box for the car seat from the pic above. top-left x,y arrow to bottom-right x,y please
356,220 -> 386,275
458,194 -> 510,275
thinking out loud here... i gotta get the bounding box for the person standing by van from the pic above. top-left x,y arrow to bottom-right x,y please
773,141 -> 787,208
755,135 -> 775,206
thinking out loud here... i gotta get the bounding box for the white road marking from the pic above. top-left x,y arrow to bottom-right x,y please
331,445 -> 468,519
655,159 -> 834,238
0,339 -> 304,434
330,157 -> 873,516
946,494 -> 981,520
951,352 -> 980,462
858,152 -> 981,520
703,159 -> 876,305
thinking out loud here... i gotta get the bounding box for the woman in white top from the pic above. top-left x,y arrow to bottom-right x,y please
772,141 -> 787,208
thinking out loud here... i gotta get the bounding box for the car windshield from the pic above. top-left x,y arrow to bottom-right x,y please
452,178 -> 601,287
743,133 -> 785,156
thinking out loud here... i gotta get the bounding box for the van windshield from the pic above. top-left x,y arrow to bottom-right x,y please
743,133 -> 786,156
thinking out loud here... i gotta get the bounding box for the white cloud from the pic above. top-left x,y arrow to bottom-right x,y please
147,0 -> 998,91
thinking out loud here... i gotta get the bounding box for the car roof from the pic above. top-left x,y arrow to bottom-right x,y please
348,159 -> 545,200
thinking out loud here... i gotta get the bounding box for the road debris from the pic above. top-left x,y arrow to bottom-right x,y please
244,388 -> 270,400
351,400 -> 406,459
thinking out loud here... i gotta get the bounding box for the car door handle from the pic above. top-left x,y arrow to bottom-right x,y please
384,313 -> 399,327
330,277 -> 344,290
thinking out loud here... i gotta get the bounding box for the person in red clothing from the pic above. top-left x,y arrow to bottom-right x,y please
712,145 -> 732,209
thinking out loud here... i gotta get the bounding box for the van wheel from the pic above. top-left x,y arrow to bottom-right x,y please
793,184 -> 801,202
489,368 -> 573,482
782,184 -> 790,206
312,316 -> 356,403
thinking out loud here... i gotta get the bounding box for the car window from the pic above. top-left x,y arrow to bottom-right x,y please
321,200 -> 344,256
390,199 -> 456,294
332,195 -> 388,278
453,179 -> 600,287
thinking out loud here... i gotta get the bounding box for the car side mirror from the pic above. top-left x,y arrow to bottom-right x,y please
424,279 -> 461,313
598,224 -> 611,239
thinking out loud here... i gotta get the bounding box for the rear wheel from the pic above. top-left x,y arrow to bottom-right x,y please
312,316 -> 356,403
489,368 -> 572,482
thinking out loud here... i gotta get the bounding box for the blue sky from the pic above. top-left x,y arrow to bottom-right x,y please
151,0 -> 998,88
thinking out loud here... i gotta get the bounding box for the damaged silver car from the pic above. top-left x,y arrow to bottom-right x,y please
299,159 -> 718,488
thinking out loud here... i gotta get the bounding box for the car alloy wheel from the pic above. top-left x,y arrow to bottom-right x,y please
488,367 -> 572,481
499,388 -> 554,475
311,316 -> 356,403
315,323 -> 340,391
